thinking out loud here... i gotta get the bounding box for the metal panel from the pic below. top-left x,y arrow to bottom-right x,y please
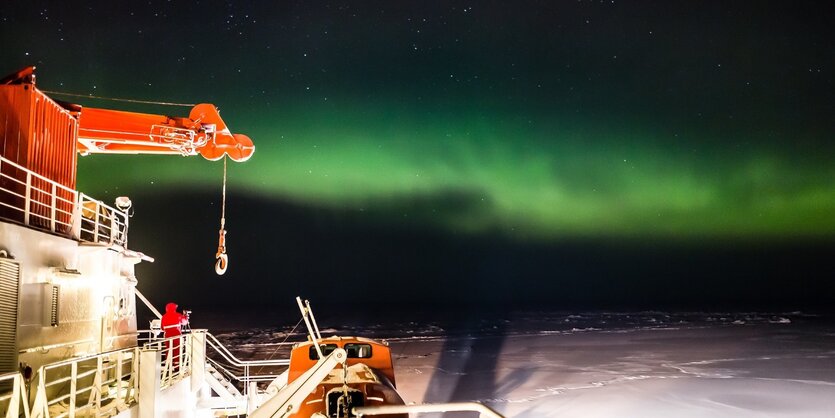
0,258 -> 20,374
0,85 -> 31,226
27,86 -> 78,233
0,84 -> 77,234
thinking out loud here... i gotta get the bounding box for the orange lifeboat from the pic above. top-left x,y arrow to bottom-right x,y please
287,336 -> 407,418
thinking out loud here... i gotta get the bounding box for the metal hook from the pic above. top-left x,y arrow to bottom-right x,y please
215,228 -> 227,275
215,253 -> 228,275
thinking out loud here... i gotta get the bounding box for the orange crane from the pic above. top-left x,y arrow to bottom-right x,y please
76,103 -> 254,162
72,81 -> 252,274
2,66 -> 254,162
2,66 -> 252,274
80,105 -> 251,274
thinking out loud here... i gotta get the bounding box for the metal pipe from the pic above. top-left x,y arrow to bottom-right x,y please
305,299 -> 323,341
134,288 -> 163,319
354,402 -> 505,418
50,183 -> 57,232
204,332 -> 289,367
24,172 -> 31,225
297,296 -> 323,359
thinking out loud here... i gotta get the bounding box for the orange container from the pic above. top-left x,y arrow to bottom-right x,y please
0,83 -> 78,232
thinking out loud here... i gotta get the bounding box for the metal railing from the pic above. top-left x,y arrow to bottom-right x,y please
0,372 -> 29,418
0,332 -> 203,418
138,329 -> 290,413
204,332 -> 289,385
0,155 -> 129,247
354,402 -> 506,418
33,346 -> 138,418
78,193 -> 128,247
138,329 -> 288,393
140,334 -> 192,389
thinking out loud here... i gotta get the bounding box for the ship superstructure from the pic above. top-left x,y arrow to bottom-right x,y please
0,66 -> 253,374
0,67 -> 503,418
0,66 -> 266,417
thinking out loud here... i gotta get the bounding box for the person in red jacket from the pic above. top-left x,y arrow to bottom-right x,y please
160,302 -> 189,367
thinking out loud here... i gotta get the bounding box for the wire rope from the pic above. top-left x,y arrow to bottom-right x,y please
256,317 -> 305,375
215,156 -> 229,275
222,155 -> 227,229
40,89 -> 196,107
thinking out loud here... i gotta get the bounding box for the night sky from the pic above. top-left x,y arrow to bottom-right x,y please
2,1 -> 833,313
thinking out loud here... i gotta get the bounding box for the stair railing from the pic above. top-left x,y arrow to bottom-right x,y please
201,330 -> 291,404
204,331 -> 289,369
0,372 -> 29,418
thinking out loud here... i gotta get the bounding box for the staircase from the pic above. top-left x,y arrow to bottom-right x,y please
200,362 -> 247,413
197,332 -> 291,414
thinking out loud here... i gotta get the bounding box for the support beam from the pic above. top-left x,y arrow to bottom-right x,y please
138,349 -> 161,418
134,288 -> 162,319
190,331 -> 206,393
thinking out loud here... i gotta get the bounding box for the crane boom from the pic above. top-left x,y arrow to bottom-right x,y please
2,66 -> 251,275
77,103 -> 254,162
2,67 -> 253,162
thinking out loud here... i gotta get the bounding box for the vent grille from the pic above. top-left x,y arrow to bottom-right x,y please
50,285 -> 60,326
0,258 -> 20,373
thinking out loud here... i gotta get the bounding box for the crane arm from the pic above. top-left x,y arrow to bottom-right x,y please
77,103 -> 254,162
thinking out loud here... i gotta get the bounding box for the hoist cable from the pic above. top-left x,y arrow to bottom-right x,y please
221,155 -> 227,228
40,90 -> 196,107
215,156 -> 229,275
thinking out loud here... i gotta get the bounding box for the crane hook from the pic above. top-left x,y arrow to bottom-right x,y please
215,228 -> 228,275
215,155 -> 229,276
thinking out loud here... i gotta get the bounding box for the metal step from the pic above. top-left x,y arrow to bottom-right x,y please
203,363 -> 245,406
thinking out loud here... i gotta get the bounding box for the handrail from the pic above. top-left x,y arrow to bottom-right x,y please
41,343 -> 136,371
354,402 -> 506,418
30,346 -> 141,418
136,329 -> 288,393
205,331 -> 290,367
206,357 -> 282,383
0,372 -> 29,418
0,155 -> 77,195
137,330 -> 287,369
0,155 -> 129,246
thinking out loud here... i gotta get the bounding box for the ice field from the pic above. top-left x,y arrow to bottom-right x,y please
211,311 -> 835,417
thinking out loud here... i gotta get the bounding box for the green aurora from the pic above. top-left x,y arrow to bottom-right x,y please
4,0 -> 825,242
78,102 -> 835,240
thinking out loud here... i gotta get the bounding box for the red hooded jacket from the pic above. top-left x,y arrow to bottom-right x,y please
160,302 -> 188,337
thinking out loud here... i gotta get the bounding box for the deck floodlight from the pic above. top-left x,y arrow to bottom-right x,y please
115,196 -> 132,211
